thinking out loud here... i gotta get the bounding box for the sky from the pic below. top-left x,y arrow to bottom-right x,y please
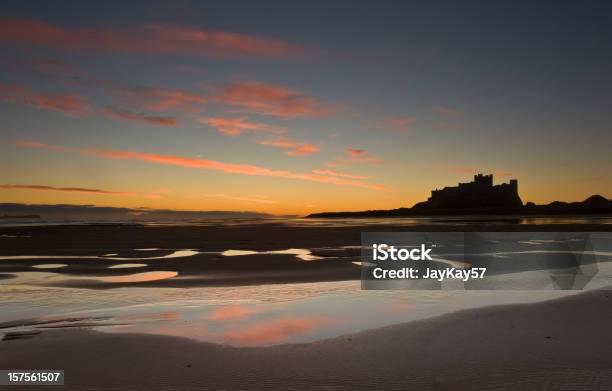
1,0 -> 611,215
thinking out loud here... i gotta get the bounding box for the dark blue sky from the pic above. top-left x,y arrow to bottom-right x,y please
1,1 -> 611,213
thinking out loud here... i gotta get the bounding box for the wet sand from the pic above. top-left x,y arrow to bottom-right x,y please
1,223 -> 611,288
1,289 -> 610,390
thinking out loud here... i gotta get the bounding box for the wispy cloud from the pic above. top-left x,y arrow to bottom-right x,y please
104,107 -> 179,127
203,193 -> 277,204
326,148 -> 381,168
1,57 -> 79,76
311,169 -> 370,180
0,84 -> 89,117
380,116 -> 414,133
114,85 -> 207,112
11,140 -> 70,152
211,81 -> 331,118
0,18 -> 308,58
199,117 -> 282,136
12,140 -> 387,191
0,184 -> 132,195
257,138 -> 320,156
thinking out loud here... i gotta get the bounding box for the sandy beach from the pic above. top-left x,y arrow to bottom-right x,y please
1,289 -> 610,390
2,223 -> 612,390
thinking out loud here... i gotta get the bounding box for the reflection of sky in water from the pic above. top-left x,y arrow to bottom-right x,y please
108,263 -> 147,269
31,264 -> 67,269
222,248 -> 323,261
2,262 -> 612,347
0,249 -> 199,261
1,234 -> 612,346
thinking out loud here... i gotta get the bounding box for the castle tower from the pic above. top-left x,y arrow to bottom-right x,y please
509,179 -> 518,194
473,173 -> 493,187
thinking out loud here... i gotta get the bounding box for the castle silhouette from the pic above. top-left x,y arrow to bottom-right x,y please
308,173 -> 611,217
415,173 -> 523,209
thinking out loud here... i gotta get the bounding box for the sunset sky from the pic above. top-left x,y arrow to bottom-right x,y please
1,1 -> 611,215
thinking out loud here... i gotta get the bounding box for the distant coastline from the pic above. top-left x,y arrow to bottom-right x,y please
308,174 -> 612,218
0,214 -> 41,219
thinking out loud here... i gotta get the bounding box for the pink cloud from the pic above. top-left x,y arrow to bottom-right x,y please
13,141 -> 387,191
347,148 -> 380,164
381,116 -> 414,133
327,148 -> 381,167
287,144 -> 320,156
114,86 -> 207,113
0,18 -> 307,58
224,316 -> 327,345
257,138 -> 320,156
11,140 -> 70,152
199,117 -> 282,136
0,184 -> 132,195
104,107 -> 179,127
311,169 -> 370,180
347,148 -> 366,157
212,81 -> 330,118
0,84 -> 89,117
2,57 -> 78,76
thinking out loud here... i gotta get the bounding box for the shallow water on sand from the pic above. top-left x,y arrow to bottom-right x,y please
2,232 -> 612,346
2,271 -> 612,347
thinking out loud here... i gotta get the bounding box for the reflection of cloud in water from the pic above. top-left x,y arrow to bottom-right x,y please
134,248 -> 160,251
32,264 -> 67,269
100,271 -> 178,283
108,264 -> 147,269
209,305 -> 256,321
386,302 -> 412,314
222,248 -> 323,261
222,250 -> 258,256
0,250 -> 199,261
352,261 -> 375,267
224,316 -> 327,345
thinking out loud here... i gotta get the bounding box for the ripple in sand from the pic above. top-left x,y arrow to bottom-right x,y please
32,264 -> 68,269
108,263 -> 148,269
100,271 -> 178,283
